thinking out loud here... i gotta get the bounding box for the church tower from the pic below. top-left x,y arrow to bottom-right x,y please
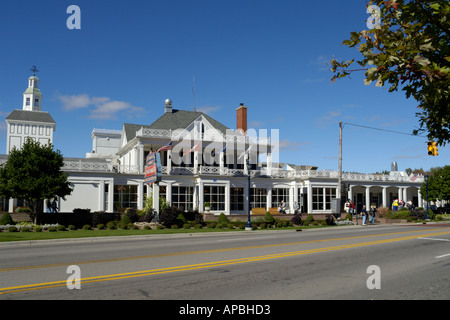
5,67 -> 56,154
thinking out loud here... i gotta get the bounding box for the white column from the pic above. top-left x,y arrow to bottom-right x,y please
307,183 -> 313,214
417,187 -> 423,207
99,180 -> 105,211
167,149 -> 172,174
267,187 -> 272,211
348,184 -> 353,203
108,181 -> 114,212
137,181 -> 144,210
365,186 -> 370,210
382,186 -> 387,207
138,144 -> 144,173
225,181 -> 231,215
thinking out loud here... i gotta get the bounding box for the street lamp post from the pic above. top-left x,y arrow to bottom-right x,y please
246,158 -> 252,231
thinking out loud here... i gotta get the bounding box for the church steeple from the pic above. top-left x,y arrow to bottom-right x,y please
23,65 -> 43,111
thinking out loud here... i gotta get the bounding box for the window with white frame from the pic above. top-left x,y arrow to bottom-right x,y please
272,188 -> 289,209
251,188 -> 267,209
203,185 -> 225,211
171,186 -> 193,211
312,187 -> 336,211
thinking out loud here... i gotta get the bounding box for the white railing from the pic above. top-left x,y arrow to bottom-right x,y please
135,128 -> 271,145
62,160 -> 112,172
58,157 -> 424,184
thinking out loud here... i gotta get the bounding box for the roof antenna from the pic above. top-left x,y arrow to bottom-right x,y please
192,75 -> 197,112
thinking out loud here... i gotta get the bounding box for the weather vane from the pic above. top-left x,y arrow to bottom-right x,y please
30,65 -> 39,76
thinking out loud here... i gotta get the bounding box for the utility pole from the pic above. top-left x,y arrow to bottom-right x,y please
338,122 -> 343,210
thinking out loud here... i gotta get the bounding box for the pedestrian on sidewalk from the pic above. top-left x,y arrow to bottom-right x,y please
369,205 -> 376,224
361,205 -> 368,225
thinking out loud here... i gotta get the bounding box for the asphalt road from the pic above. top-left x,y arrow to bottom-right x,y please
1,223 -> 450,302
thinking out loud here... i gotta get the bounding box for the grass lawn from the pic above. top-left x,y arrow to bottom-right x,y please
0,225 -> 338,242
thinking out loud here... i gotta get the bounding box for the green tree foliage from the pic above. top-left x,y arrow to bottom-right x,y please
0,138 -> 73,223
420,166 -> 450,201
331,0 -> 449,145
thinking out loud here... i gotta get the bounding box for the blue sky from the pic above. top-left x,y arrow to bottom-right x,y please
0,0 -> 447,173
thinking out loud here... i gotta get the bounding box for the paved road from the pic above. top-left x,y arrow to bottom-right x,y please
1,223 -> 450,302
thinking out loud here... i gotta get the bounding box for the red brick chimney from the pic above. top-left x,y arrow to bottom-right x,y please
236,103 -> 247,134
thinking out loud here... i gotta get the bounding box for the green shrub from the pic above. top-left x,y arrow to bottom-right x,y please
304,215 -> 315,226
96,224 -> 105,230
171,224 -> 179,229
217,213 -> 229,224
20,226 -> 31,232
106,221 -> 117,230
57,225 -> 66,231
194,224 -> 203,229
264,212 -> 275,224
68,225 -> 76,230
8,226 -> 18,232
34,226 -> 43,232
48,226 -> 57,232
0,212 -> 14,225
206,222 -> 216,228
183,223 -> 191,229
82,225 -> 92,230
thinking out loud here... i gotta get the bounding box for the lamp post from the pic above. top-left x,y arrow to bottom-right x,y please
425,174 -> 430,220
246,157 -> 252,231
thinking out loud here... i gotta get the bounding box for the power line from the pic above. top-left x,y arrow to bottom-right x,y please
342,122 -> 427,138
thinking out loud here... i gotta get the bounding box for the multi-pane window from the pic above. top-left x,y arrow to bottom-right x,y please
203,185 -> 225,211
272,188 -> 289,210
230,187 -> 244,211
114,185 -> 138,210
251,188 -> 267,209
312,187 -> 336,211
172,186 -> 193,211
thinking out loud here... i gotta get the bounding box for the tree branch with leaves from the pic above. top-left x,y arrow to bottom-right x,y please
331,0 -> 449,145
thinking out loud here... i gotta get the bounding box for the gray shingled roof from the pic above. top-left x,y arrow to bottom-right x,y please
149,109 -> 229,133
5,110 -> 55,124
123,109 -> 229,142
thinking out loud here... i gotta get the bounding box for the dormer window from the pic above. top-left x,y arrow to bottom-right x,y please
26,98 -> 30,106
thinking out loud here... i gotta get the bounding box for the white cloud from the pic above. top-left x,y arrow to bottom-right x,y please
56,94 -> 144,120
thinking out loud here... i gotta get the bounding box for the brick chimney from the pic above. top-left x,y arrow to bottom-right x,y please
236,103 -> 247,134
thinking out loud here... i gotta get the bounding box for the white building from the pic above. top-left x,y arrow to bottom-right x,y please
5,73 -> 55,154
1,73 -> 425,216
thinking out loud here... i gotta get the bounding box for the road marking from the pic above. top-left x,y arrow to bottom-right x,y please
2,227 -> 450,273
418,237 -> 450,242
2,229 -> 450,295
436,253 -> 450,259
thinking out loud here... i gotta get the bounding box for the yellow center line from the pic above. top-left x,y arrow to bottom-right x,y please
1,228 -> 450,295
2,227 -> 449,273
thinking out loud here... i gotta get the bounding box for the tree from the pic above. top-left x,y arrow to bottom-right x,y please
0,138 -> 73,223
420,166 -> 450,202
331,0 -> 450,145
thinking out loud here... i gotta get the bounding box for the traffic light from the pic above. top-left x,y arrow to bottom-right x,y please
427,141 -> 439,156
432,142 -> 439,156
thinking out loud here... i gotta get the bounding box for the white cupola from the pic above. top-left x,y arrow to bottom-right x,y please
22,66 -> 43,111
